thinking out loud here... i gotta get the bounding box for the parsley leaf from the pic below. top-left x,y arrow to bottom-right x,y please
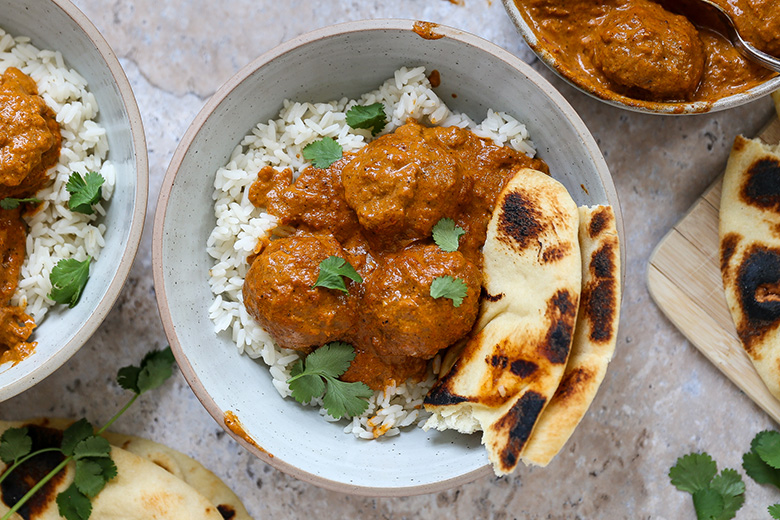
286,342 -> 372,419
57,482 -> 92,520
66,172 -> 105,215
313,255 -> 363,293
0,427 -> 32,464
430,275 -> 468,307
770,504 -> 780,519
302,137 -> 342,169
117,346 -> 175,395
0,197 -> 40,210
432,218 -> 465,252
61,419 -> 95,456
49,257 -> 91,308
346,102 -> 387,136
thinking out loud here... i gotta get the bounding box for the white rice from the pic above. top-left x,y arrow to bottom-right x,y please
1,27 -> 114,322
207,66 -> 536,438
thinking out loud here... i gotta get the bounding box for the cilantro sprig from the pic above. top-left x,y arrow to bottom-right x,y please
313,255 -> 363,294
49,257 -> 92,308
0,197 -> 40,210
346,102 -> 387,136
302,137 -> 343,169
286,342 -> 372,420
669,452 -> 745,520
744,430 -> 780,515
66,171 -> 105,215
432,218 -> 465,252
430,275 -> 468,307
0,347 -> 175,520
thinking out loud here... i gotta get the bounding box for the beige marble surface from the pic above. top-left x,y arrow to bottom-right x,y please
2,0 -> 779,518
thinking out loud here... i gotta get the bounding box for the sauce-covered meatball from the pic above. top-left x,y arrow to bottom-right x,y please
361,244 -> 481,359
242,232 -> 358,351
591,1 -> 705,100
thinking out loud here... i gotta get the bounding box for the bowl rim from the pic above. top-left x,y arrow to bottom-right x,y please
153,18 -> 623,495
501,0 -> 780,115
0,0 -> 148,400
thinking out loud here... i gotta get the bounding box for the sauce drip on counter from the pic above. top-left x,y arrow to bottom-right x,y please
242,119 -> 548,390
514,0 -> 777,106
0,67 -> 62,363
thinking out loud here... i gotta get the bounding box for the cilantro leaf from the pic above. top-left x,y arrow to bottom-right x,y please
73,436 -> 111,460
286,342 -> 371,418
743,450 -> 780,488
0,427 -> 32,464
302,137 -> 342,169
322,376 -> 373,419
57,482 -> 92,520
66,172 -> 105,215
117,346 -> 175,395
74,459 -> 109,498
670,453 -> 718,494
116,365 -> 142,394
49,257 -> 91,308
61,419 -> 95,456
692,487 -> 724,520
769,504 -> 780,519
756,431 -> 780,469
313,256 -> 362,294
0,197 -> 40,210
710,469 -> 745,520
432,218 -> 465,252
346,103 -> 387,136
430,275 -> 468,307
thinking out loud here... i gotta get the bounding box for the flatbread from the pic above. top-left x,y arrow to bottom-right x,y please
0,419 -> 250,520
719,135 -> 780,401
423,168 -> 581,475
521,205 -> 622,467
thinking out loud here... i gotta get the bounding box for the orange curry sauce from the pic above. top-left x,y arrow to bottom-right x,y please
242,119 -> 548,390
0,67 -> 62,363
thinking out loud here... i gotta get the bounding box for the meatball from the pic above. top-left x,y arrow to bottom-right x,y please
362,244 -> 481,359
341,120 -> 468,247
242,232 -> 358,351
591,1 -> 705,100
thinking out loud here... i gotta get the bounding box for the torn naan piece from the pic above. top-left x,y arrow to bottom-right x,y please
0,419 -> 251,520
719,136 -> 780,401
423,168 -> 581,475
521,205 -> 621,467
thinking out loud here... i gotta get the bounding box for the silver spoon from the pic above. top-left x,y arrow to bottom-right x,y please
660,0 -> 780,73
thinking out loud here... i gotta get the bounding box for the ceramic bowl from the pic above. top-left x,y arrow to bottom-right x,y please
153,19 -> 622,495
502,0 -> 780,114
0,0 -> 147,400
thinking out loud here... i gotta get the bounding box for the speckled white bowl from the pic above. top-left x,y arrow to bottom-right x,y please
0,0 -> 147,400
502,0 -> 780,114
153,19 -> 622,495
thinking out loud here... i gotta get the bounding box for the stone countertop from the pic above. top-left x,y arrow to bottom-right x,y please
1,1 -> 778,518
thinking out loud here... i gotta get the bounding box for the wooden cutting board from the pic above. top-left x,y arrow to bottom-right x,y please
647,116 -> 780,423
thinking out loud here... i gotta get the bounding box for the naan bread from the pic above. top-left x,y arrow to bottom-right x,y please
423,168 -> 581,475
0,419 -> 250,520
521,205 -> 621,467
719,135 -> 780,401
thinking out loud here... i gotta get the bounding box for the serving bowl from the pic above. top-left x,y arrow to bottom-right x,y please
502,0 -> 780,114
0,0 -> 147,400
153,19 -> 622,495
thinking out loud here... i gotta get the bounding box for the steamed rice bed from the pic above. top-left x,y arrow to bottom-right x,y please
207,66 -> 537,439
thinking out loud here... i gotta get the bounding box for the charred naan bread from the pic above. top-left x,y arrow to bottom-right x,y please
521,205 -> 621,467
0,419 -> 251,520
423,168 -> 581,475
719,136 -> 780,401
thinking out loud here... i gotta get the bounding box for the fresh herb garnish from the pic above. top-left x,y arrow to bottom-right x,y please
770,503 -> 780,519
302,137 -> 343,169
286,342 -> 372,419
49,257 -> 92,308
432,218 -> 465,252
66,171 -> 105,215
430,275 -> 468,307
0,197 -> 40,210
744,430 -> 780,489
313,255 -> 362,294
669,452 -> 745,520
345,102 -> 387,136
0,347 -> 175,520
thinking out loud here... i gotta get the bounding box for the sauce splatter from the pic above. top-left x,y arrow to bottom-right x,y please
224,411 -> 273,458
413,21 -> 445,40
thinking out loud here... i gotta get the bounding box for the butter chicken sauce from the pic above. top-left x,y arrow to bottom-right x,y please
242,120 -> 547,390
0,67 -> 62,363
514,0 -> 777,106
